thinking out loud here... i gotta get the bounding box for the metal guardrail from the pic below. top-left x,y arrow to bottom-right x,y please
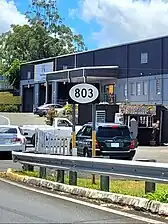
12,151 -> 168,183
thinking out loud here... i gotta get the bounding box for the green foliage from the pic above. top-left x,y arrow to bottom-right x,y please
0,104 -> 19,112
0,0 -> 86,89
4,59 -> 21,89
64,104 -> 72,115
26,0 -> 86,53
145,191 -> 168,203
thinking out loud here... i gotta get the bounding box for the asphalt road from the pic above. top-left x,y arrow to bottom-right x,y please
0,180 -> 148,223
0,115 -> 10,125
0,113 -> 45,126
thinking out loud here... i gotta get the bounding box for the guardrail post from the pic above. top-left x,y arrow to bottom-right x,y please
57,170 -> 64,183
69,171 -> 77,186
39,167 -> 46,178
22,164 -> 34,172
100,175 -> 109,192
136,159 -> 156,194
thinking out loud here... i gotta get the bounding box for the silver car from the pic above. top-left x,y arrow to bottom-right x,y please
0,125 -> 26,153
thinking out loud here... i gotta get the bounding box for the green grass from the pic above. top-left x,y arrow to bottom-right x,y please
15,170 -> 168,202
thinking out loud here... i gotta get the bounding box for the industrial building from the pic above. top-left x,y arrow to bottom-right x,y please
20,35 -> 168,112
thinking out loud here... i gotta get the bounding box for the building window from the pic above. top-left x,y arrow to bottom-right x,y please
156,79 -> 161,95
141,52 -> 148,64
130,83 -> 135,95
124,83 -> 127,97
143,81 -> 148,95
136,82 -> 141,95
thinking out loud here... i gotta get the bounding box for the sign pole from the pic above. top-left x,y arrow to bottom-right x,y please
45,81 -> 48,104
92,103 -> 96,185
67,81 -> 100,185
72,104 -> 76,150
69,103 -> 77,186
92,104 -> 96,158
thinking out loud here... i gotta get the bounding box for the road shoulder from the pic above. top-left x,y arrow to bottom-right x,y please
0,168 -> 167,224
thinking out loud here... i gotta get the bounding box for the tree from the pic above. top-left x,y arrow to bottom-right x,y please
26,0 -> 86,53
0,0 -> 86,89
4,59 -> 21,90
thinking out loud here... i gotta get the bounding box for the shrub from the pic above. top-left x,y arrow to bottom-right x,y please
0,104 -> 19,112
145,191 -> 168,203
63,104 -> 72,115
63,104 -> 78,115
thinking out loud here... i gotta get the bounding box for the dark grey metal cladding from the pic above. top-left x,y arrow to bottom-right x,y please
69,69 -> 83,78
47,71 -> 68,81
56,55 -> 75,70
85,68 -> 118,78
76,52 -> 94,67
128,38 -> 162,78
94,46 -> 128,78
162,37 -> 168,74
47,67 -> 118,82
20,64 -> 34,80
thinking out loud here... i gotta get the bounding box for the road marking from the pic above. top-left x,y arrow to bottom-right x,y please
0,115 -> 10,125
0,178 -> 165,224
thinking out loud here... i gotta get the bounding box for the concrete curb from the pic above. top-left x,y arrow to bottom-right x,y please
4,168 -> 168,216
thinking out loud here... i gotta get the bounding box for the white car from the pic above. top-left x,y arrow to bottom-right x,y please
34,103 -> 64,117
0,125 -> 26,153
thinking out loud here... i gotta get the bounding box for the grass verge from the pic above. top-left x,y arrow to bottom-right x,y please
12,170 -> 168,203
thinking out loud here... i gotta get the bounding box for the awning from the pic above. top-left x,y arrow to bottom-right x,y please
45,66 -> 119,83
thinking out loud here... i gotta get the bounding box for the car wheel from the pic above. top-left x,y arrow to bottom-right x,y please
32,134 -> 35,147
39,114 -> 43,117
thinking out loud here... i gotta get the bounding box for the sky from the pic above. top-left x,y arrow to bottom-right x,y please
2,0 -> 168,50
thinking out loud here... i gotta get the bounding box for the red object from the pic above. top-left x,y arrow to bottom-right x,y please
111,125 -> 118,128
95,141 -> 100,149
11,138 -> 22,143
129,140 -> 135,149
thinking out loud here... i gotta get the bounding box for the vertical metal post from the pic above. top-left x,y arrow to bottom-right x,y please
100,175 -> 109,192
45,81 -> 48,104
145,181 -> 156,194
69,103 -> 77,185
39,167 -> 46,178
137,159 -> 156,194
57,170 -> 64,183
22,164 -> 34,172
92,104 -> 96,184
72,104 -> 76,151
159,110 -> 163,145
92,104 -> 96,158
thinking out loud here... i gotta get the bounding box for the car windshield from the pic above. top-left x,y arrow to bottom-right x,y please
38,104 -> 50,109
0,127 -> 17,134
97,126 -> 130,138
55,104 -> 63,108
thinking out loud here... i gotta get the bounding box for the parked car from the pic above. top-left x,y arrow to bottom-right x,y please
76,123 -> 136,160
0,125 -> 26,154
34,103 -> 64,117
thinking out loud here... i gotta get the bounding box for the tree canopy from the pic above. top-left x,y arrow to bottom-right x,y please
0,0 -> 86,89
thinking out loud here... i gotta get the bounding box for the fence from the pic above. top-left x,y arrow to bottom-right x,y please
34,128 -> 71,155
